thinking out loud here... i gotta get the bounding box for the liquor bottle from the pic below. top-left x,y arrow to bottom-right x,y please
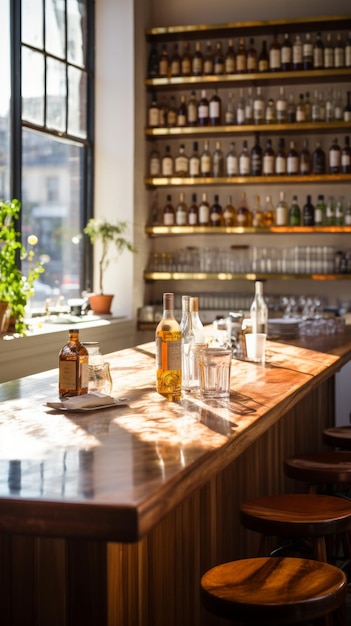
333,90 -> 343,121
147,43 -> 159,77
156,292 -> 182,401
161,145 -> 174,176
247,38 -> 258,72
258,40 -> 269,72
346,32 -> 351,67
325,89 -> 334,122
281,33 -> 292,70
223,195 -> 237,226
313,32 -> 324,69
236,191 -> 252,227
335,198 -> 344,226
236,38 -> 247,73
166,95 -> 177,127
299,140 -> 311,175
292,34 -> 303,70
275,191 -> 289,226
263,139 -> 275,176
209,90 -> 222,125
287,93 -> 296,122
250,281 -> 268,334
198,89 -> 209,126
170,43 -> 181,77
148,143 -> 161,177
149,190 -> 159,225
302,33 -> 313,70
158,44 -> 169,77
236,88 -> 246,125
181,42 -> 192,76
176,95 -> 187,126
250,132 -> 262,176
345,201 -> 351,225
311,89 -> 321,122
162,194 -> 175,225
189,141 -> 200,177
245,87 -> 254,124
180,296 -> 206,392
341,136 -> 351,174
239,140 -> 250,176
204,41 -> 214,75
198,192 -> 210,225
288,195 -> 301,226
328,137 -> 341,174
213,141 -> 224,177
312,142 -> 326,174
276,86 -> 288,123
287,140 -> 299,175
192,41 -> 203,76
158,95 -> 168,127
334,33 -> 345,68
225,91 -> 236,124
226,142 -> 238,176
302,195 -> 315,226
58,329 -> 89,399
175,192 -> 188,225
263,194 -> 275,226
209,194 -> 223,226
343,91 -> 351,121
314,194 -> 326,226
304,91 -> 312,122
318,91 -> 326,121
251,194 -> 265,227
174,144 -> 189,176
188,193 -> 199,225
269,33 -> 281,71
213,41 -> 224,75
324,33 -> 334,69
187,91 -> 198,126
296,93 -> 306,122
275,138 -> 286,175
200,139 -> 212,176
148,93 -> 160,127
253,86 -> 265,124
224,39 -> 236,74
265,98 -> 276,124
325,196 -> 336,226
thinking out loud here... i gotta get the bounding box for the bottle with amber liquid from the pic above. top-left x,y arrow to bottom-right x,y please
224,39 -> 236,74
162,194 -> 175,225
269,33 -> 281,71
251,194 -> 265,227
59,329 -> 89,399
181,42 -> 192,76
188,193 -> 199,225
223,195 -> 237,226
236,191 -> 252,227
258,40 -> 269,72
213,41 -> 224,75
236,38 -> 247,73
156,293 -> 182,401
247,38 -> 258,72
263,194 -> 275,227
192,41 -> 203,75
209,194 -> 223,226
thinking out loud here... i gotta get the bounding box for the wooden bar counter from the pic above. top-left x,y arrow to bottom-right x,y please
0,329 -> 351,626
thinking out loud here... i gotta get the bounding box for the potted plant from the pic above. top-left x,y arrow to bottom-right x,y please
0,198 -> 45,334
83,217 -> 136,314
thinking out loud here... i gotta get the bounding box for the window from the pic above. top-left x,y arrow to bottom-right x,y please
3,0 -> 94,308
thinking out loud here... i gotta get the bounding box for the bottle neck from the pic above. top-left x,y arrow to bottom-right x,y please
163,293 -> 175,318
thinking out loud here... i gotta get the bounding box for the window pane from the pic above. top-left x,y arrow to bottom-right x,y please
0,0 -> 10,199
22,47 -> 45,125
22,129 -> 84,307
22,0 -> 43,49
67,0 -> 87,67
45,0 -> 66,59
47,58 -> 67,131
68,66 -> 87,138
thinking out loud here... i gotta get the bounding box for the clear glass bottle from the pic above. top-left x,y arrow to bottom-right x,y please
289,195 -> 301,226
188,193 -> 199,225
161,145 -> 174,176
189,141 -> 200,177
198,192 -> 210,226
315,194 -> 326,226
187,91 -> 198,126
200,139 -> 212,176
333,90 -> 343,121
59,329 -> 89,399
156,292 -> 182,401
223,195 -> 237,226
225,91 -> 236,124
162,194 -> 175,226
82,342 -> 112,395
213,141 -> 224,177
239,140 -> 250,176
250,281 -> 268,334
236,88 -> 246,125
180,295 -> 206,392
226,142 -> 238,176
174,144 -> 189,176
275,191 -> 289,226
296,93 -> 306,122
276,86 -> 287,123
335,197 -> 344,226
175,192 -> 188,225
245,87 -> 254,124
263,194 -> 275,226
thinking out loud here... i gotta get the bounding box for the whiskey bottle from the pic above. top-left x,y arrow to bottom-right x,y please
328,137 -> 341,174
236,88 -> 246,125
198,192 -> 210,226
263,194 -> 275,226
170,43 -> 181,77
312,142 -> 326,174
174,144 -> 189,176
188,193 -> 199,225
245,87 -> 254,124
265,98 -> 276,124
198,89 -> 209,126
345,201 -> 351,225
176,95 -> 187,127
287,93 -> 296,122
275,191 -> 289,226
148,143 -> 161,177
158,95 -> 168,127
212,141 -> 224,177
325,89 -> 334,122
335,198 -> 344,226
166,95 -> 177,127
192,41 -> 203,76
275,138 -> 286,175
209,194 -> 223,226
302,33 -> 313,70
247,38 -> 258,72
311,89 -> 321,122
158,44 -> 169,77
253,86 -> 265,125
250,132 -> 262,176
296,93 -> 306,122
334,33 -> 345,68
304,91 -> 312,122
315,195 -> 326,226
209,90 -> 222,125
181,42 -> 192,76
148,93 -> 160,127
175,192 -> 188,225
239,140 -> 250,176
287,140 -> 299,176
343,91 -> 351,122
226,142 -> 238,176
204,41 -> 214,75
187,91 -> 198,126
147,43 -> 158,77
346,32 -> 351,67
333,90 -> 343,121
200,139 -> 212,176
58,329 -> 89,399
225,91 -> 236,124
213,41 -> 224,75
161,145 -> 174,177
341,136 -> 351,174
313,32 -> 324,69
276,86 -> 288,123
236,191 -> 252,227
263,139 -> 275,176
162,194 -> 175,226
258,40 -> 269,72
236,38 -> 247,73
292,34 -> 303,70
250,281 -> 268,334
324,33 -> 334,69
299,140 -> 311,175
224,39 -> 236,74
302,195 -> 315,226
189,141 -> 200,177
156,292 -> 182,401
251,194 -> 265,228
288,195 -> 301,226
269,33 -> 281,71
223,195 -> 237,226
281,33 -> 292,70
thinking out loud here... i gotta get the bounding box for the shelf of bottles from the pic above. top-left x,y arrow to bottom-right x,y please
145,225 -> 351,236
145,174 -> 351,186
144,271 -> 351,281
145,121 -> 351,137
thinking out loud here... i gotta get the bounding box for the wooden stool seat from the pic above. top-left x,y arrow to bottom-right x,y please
284,450 -> 351,485
240,493 -> 351,561
323,426 -> 351,450
200,556 -> 347,625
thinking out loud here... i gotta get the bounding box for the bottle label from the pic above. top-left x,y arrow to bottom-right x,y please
59,361 -> 77,391
247,57 -> 256,71
258,59 -> 269,71
150,157 -> 160,176
342,153 -> 351,166
296,108 -> 305,122
204,59 -> 213,74
344,111 -> 351,122
148,108 -> 159,127
335,49 -> 344,68
225,58 -> 235,73
175,156 -> 188,173
210,212 -> 221,225
162,159 -> 173,177
346,46 -> 351,67
324,49 -> 334,68
281,47 -> 292,64
303,42 -> 313,61
199,204 -> 210,224
293,45 -> 302,64
181,59 -> 191,74
236,107 -> 245,124
275,156 -> 286,174
313,49 -> 323,68
192,58 -> 202,74
263,155 -> 275,175
163,212 -> 175,226
276,207 -> 288,226
187,104 -> 197,123
171,60 -> 180,76
253,102 -> 264,121
236,55 -> 246,72
198,104 -> 209,119
176,210 -> 187,225
227,155 -> 238,175
177,113 -> 186,126
189,158 -> 200,176
201,155 -> 211,174
314,208 -> 323,225
156,337 -> 181,371
287,156 -> 299,174
269,49 -> 281,69
329,150 -> 340,167
188,212 -> 198,225
209,101 -> 220,118
239,155 -> 250,175
225,111 -> 235,124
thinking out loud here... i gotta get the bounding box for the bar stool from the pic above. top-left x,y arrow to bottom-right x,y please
284,450 -> 351,493
323,426 -> 351,450
239,493 -> 351,562
200,556 -> 347,625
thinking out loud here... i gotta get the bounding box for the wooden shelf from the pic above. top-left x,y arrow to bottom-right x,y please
145,174 -> 351,187
145,225 -> 351,236
144,271 -> 351,281
145,121 -> 351,137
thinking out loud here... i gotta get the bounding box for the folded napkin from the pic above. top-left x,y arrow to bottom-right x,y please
62,392 -> 115,409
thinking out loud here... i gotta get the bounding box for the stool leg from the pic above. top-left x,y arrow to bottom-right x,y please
313,537 -> 328,562
258,534 -> 273,556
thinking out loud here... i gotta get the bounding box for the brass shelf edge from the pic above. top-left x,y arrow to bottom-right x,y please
145,121 -> 351,137
145,174 -> 351,186
145,226 -> 351,236
143,271 -> 351,281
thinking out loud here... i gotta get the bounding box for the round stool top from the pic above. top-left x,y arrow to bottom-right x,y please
323,426 -> 351,450
284,450 -> 351,484
200,556 -> 347,624
240,493 -> 351,536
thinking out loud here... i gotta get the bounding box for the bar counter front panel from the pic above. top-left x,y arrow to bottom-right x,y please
0,332 -> 349,626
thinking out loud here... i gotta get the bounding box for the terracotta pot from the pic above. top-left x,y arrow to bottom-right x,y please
88,294 -> 114,315
0,302 -> 10,333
